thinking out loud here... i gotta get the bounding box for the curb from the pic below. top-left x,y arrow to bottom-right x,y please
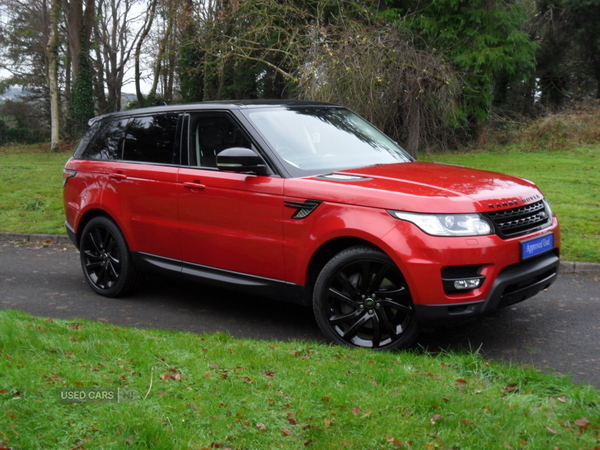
557,260 -> 600,275
1,232 -> 599,275
1,233 -> 73,246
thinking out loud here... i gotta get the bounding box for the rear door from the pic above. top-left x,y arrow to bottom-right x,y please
177,112 -> 286,281
100,113 -> 181,260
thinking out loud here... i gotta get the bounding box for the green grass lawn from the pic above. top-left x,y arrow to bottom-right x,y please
1,309 -> 599,449
0,143 -> 71,235
1,142 -> 598,262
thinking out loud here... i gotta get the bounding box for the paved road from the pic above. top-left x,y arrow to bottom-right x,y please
1,241 -> 599,388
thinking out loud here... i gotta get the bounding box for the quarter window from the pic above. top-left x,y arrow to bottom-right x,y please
79,119 -> 128,160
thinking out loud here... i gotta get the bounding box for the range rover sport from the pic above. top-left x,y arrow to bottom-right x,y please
63,101 -> 560,349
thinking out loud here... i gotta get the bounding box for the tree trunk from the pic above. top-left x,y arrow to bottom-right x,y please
406,97 -> 420,158
46,0 -> 60,152
135,0 -> 158,106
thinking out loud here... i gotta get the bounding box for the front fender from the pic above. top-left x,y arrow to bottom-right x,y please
283,202 -> 400,285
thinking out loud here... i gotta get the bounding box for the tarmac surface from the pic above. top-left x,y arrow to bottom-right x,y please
1,236 -> 599,389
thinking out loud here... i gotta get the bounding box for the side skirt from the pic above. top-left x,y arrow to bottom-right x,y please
132,252 -> 308,305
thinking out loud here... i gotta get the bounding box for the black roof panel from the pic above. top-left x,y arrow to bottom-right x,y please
89,100 -> 341,125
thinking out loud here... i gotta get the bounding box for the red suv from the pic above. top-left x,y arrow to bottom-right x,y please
63,101 -> 560,349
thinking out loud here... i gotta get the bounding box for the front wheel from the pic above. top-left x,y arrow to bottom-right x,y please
313,246 -> 418,350
79,216 -> 140,297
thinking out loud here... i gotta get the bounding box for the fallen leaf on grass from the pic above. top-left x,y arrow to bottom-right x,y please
160,369 -> 184,381
256,423 -> 267,431
575,417 -> 590,430
545,426 -> 559,434
43,374 -> 62,382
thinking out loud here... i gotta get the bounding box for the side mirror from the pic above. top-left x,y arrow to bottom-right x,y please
217,147 -> 268,175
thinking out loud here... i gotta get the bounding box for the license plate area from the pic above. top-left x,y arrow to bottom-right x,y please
521,233 -> 554,260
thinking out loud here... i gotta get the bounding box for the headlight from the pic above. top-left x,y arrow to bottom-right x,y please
388,211 -> 493,236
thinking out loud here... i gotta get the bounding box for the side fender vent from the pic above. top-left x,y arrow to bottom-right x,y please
284,199 -> 322,219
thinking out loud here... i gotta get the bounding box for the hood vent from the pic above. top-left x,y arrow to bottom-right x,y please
315,173 -> 372,182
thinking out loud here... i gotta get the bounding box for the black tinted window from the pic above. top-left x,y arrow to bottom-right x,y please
188,114 -> 252,168
123,114 -> 178,164
79,118 -> 128,160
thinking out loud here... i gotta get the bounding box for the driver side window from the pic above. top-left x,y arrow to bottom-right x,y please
188,114 -> 252,168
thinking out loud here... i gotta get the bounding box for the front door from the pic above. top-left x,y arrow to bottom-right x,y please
177,112 -> 286,281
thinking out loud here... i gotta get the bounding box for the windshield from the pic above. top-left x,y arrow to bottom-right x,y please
244,107 -> 412,176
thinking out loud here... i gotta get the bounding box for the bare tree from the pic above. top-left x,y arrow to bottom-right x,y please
92,0 -> 149,113
299,22 -> 458,155
190,0 -> 458,154
135,0 -> 159,106
135,0 -> 186,105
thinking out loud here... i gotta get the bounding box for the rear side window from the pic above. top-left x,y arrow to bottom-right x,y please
123,114 -> 179,164
78,118 -> 128,160
76,113 -> 179,163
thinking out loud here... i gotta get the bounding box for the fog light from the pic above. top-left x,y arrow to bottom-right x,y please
454,278 -> 482,290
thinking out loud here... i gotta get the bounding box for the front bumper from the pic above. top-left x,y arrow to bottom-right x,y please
413,250 -> 560,327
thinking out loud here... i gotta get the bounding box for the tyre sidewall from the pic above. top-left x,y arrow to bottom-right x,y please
79,216 -> 138,297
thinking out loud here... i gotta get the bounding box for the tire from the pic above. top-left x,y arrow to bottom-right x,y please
79,216 -> 140,297
313,246 -> 418,350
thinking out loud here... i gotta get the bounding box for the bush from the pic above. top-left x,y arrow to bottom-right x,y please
479,101 -> 600,150
0,120 -> 48,145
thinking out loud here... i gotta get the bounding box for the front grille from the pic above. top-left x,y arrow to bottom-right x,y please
485,200 -> 551,239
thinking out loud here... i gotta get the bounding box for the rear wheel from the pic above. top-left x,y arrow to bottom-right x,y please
79,216 -> 140,297
313,246 -> 418,350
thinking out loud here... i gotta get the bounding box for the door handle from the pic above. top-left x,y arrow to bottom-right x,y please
109,172 -> 127,180
182,181 -> 206,190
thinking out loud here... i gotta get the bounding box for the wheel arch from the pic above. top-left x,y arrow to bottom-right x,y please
305,237 -> 384,299
73,209 -> 119,249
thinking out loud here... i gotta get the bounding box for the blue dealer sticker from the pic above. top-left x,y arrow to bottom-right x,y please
521,233 -> 554,260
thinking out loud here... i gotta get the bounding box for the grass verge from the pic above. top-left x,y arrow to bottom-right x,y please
0,142 -> 598,262
1,310 -> 599,449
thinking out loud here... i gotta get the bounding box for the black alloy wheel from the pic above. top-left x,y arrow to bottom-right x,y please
79,216 -> 140,297
313,246 -> 418,350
